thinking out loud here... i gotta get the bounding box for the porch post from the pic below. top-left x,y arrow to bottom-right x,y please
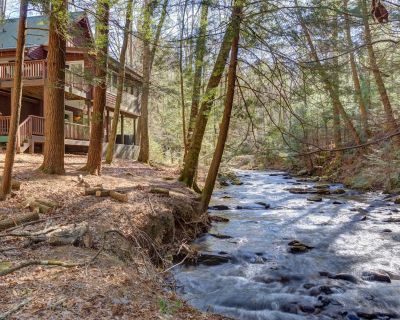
120,114 -> 124,144
106,108 -> 109,141
133,117 -> 136,145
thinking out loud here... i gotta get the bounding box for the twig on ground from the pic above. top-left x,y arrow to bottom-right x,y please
0,298 -> 32,320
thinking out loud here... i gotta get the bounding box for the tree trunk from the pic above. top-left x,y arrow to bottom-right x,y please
137,0 -> 168,163
179,0 -> 189,156
200,0 -> 242,212
105,0 -> 133,164
0,0 -> 27,199
344,0 -> 369,140
179,19 -> 235,188
295,1 -> 361,145
331,14 -> 342,149
82,0 -> 110,174
186,0 -> 209,148
40,0 -> 67,174
360,0 -> 399,139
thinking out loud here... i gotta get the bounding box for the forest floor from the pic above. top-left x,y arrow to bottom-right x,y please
0,154 -> 227,320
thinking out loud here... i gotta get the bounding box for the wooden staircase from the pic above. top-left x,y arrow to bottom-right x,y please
17,115 -> 44,153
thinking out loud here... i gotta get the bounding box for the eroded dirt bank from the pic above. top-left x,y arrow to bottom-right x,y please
0,154 -> 225,319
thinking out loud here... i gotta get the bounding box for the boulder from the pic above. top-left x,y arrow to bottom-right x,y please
361,271 -> 391,283
210,215 -> 229,223
209,205 -> 230,211
288,240 -> 314,253
307,196 -> 323,202
332,188 -> 346,194
255,201 -> 271,209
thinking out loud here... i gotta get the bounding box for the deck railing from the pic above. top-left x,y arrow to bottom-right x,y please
0,61 -> 91,97
0,116 -> 11,135
0,60 -> 46,80
65,122 -> 90,140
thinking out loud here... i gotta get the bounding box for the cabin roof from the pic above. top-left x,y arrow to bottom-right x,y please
0,12 -> 86,49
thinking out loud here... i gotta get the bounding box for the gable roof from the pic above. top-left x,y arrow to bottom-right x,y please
0,11 -> 86,49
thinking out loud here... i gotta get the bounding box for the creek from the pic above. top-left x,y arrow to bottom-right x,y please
174,170 -> 400,320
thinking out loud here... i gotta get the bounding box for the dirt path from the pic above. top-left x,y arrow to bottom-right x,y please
0,154 -> 226,319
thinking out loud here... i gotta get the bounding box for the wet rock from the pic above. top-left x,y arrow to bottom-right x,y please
394,198 -> 400,204
280,303 -> 298,314
331,273 -> 359,284
391,208 -> 399,213
319,271 -> 333,277
269,173 -> 280,176
196,253 -> 232,266
332,188 -> 346,194
316,296 -> 342,308
383,217 -> 400,223
218,251 -> 229,255
255,201 -> 271,209
333,201 -> 343,205
315,183 -> 330,189
319,285 -> 345,295
296,177 -> 320,183
210,215 -> 229,223
299,305 -> 315,313
361,271 -> 391,283
209,233 -> 232,239
315,189 -> 331,195
209,205 -> 230,211
383,229 -> 393,233
221,195 -> 232,199
296,169 -> 309,176
288,240 -> 314,253
303,283 -> 315,289
356,311 -> 398,319
346,314 -> 360,320
307,195 -> 323,202
286,187 -> 317,194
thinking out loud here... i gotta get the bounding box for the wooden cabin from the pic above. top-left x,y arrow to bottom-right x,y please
0,12 -> 142,159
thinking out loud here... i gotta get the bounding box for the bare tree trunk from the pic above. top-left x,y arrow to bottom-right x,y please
200,0 -> 242,212
179,20 -> 235,188
82,0 -> 110,174
331,14 -> 342,149
186,0 -> 209,148
40,0 -> 67,174
1,0 -> 27,199
179,0 -> 189,155
105,0 -> 133,164
344,0 -> 369,140
295,1 -> 361,145
360,0 -> 399,139
137,0 -> 168,163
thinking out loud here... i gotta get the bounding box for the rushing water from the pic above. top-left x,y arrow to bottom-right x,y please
173,171 -> 400,320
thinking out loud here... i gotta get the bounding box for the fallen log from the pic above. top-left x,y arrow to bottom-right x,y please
149,187 -> 170,196
109,190 -> 128,202
0,259 -> 83,277
96,189 -> 110,197
0,212 -> 39,232
84,187 -> 103,196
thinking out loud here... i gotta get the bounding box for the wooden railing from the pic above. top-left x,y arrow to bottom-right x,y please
106,90 -> 140,116
65,122 -> 90,140
0,60 -> 46,80
0,116 -> 10,135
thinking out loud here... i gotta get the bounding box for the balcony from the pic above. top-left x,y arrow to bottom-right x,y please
0,60 -> 91,99
106,90 -> 140,116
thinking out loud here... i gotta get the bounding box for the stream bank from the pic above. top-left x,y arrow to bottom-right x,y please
0,154 -> 225,319
174,170 -> 400,320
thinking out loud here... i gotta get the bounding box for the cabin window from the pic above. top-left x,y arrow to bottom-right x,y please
66,61 -> 84,89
